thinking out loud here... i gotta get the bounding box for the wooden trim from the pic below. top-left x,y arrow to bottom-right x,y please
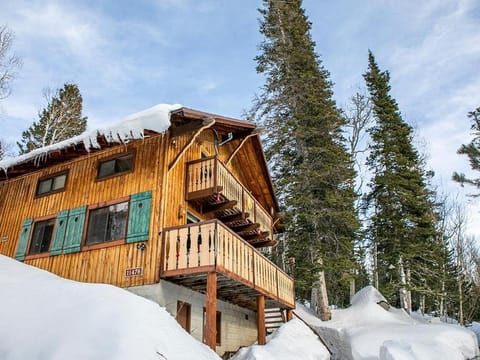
87,196 -> 131,210
205,271 -> 217,351
257,295 -> 266,345
161,265 -> 216,278
168,119 -> 215,172
81,239 -> 125,252
25,252 -> 51,261
225,132 -> 257,166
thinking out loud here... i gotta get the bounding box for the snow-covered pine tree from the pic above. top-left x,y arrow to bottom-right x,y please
363,52 -> 438,311
17,83 -> 87,154
252,0 -> 359,313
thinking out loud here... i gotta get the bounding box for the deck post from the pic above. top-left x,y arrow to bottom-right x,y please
257,295 -> 266,345
286,308 -> 293,321
205,271 -> 217,351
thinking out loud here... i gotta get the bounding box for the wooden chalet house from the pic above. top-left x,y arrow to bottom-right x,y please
0,104 -> 294,355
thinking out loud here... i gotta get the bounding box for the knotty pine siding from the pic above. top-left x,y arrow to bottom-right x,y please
0,135 -> 166,288
0,128 -> 250,289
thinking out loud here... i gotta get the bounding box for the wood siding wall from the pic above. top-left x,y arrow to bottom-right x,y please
0,127 -> 260,289
0,135 -> 166,287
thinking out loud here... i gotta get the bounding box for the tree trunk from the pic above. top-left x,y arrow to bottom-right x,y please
398,257 -> 411,314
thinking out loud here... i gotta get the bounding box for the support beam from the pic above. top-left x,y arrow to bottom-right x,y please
205,271 -> 217,351
286,309 -> 293,321
202,200 -> 237,214
225,131 -> 260,166
257,295 -> 266,345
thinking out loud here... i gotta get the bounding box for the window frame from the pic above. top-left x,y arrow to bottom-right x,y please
25,214 -> 56,260
82,196 -> 130,251
35,171 -> 69,198
96,152 -> 135,181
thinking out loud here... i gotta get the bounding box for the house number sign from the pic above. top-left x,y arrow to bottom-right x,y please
125,267 -> 143,277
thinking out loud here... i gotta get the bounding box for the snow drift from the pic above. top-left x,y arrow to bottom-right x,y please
0,255 -> 219,360
232,318 -> 330,360
297,286 -> 479,360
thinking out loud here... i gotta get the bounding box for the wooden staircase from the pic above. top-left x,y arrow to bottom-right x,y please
265,308 -> 286,334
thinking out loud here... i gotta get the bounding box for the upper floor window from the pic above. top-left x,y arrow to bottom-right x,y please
85,201 -> 129,245
36,172 -> 67,196
97,153 -> 134,180
28,218 -> 55,254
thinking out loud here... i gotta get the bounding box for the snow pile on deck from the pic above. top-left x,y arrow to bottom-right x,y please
232,318 -> 330,360
0,254 -> 219,360
0,103 -> 182,172
298,286 -> 479,360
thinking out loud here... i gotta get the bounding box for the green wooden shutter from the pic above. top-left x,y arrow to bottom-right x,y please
15,218 -> 33,261
50,210 -> 69,256
126,191 -> 152,243
63,206 -> 87,254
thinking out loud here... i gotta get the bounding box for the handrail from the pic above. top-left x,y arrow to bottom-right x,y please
186,157 -> 273,236
162,220 -> 294,306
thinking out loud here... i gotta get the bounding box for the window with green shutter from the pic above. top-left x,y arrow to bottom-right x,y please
15,219 -> 33,261
63,206 -> 87,254
50,210 -> 69,256
127,191 -> 152,243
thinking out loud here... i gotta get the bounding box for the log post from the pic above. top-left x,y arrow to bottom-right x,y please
257,295 -> 266,345
205,271 -> 217,351
286,308 -> 293,321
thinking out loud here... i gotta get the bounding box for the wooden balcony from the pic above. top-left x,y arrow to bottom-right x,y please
161,220 -> 295,310
186,157 -> 274,248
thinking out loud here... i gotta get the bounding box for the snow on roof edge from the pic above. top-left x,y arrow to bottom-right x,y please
0,103 -> 182,173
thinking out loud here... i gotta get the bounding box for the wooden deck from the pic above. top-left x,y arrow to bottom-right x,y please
161,220 -> 294,310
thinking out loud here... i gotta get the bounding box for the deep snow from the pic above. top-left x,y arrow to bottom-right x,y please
1,255 -> 478,360
0,254 -> 219,360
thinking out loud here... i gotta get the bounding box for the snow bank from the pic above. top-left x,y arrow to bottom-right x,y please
299,286 -> 479,360
469,322 -> 480,347
232,318 -> 330,360
0,103 -> 182,173
0,254 -> 219,360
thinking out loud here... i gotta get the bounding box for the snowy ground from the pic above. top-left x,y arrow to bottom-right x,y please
0,255 -> 219,360
2,255 -> 479,360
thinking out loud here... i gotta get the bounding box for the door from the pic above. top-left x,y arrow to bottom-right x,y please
176,301 -> 191,333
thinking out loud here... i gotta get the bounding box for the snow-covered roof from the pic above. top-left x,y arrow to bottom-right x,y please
0,103 -> 182,175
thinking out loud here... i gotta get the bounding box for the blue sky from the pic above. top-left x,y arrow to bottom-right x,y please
1,0 -> 480,232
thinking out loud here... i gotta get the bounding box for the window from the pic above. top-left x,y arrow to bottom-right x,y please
203,308 -> 221,345
187,211 -> 200,224
97,153 -> 134,180
28,218 -> 55,254
36,172 -> 67,196
85,202 -> 128,245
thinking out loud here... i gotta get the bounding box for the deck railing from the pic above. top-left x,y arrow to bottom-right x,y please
186,157 -> 273,237
162,220 -> 294,307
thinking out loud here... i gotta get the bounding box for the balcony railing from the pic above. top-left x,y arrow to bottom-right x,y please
162,220 -> 294,308
186,157 -> 273,246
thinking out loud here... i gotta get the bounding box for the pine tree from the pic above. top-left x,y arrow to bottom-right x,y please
0,141 -> 4,160
252,0 -> 359,312
364,52 -> 438,310
17,83 -> 87,154
453,107 -> 480,194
